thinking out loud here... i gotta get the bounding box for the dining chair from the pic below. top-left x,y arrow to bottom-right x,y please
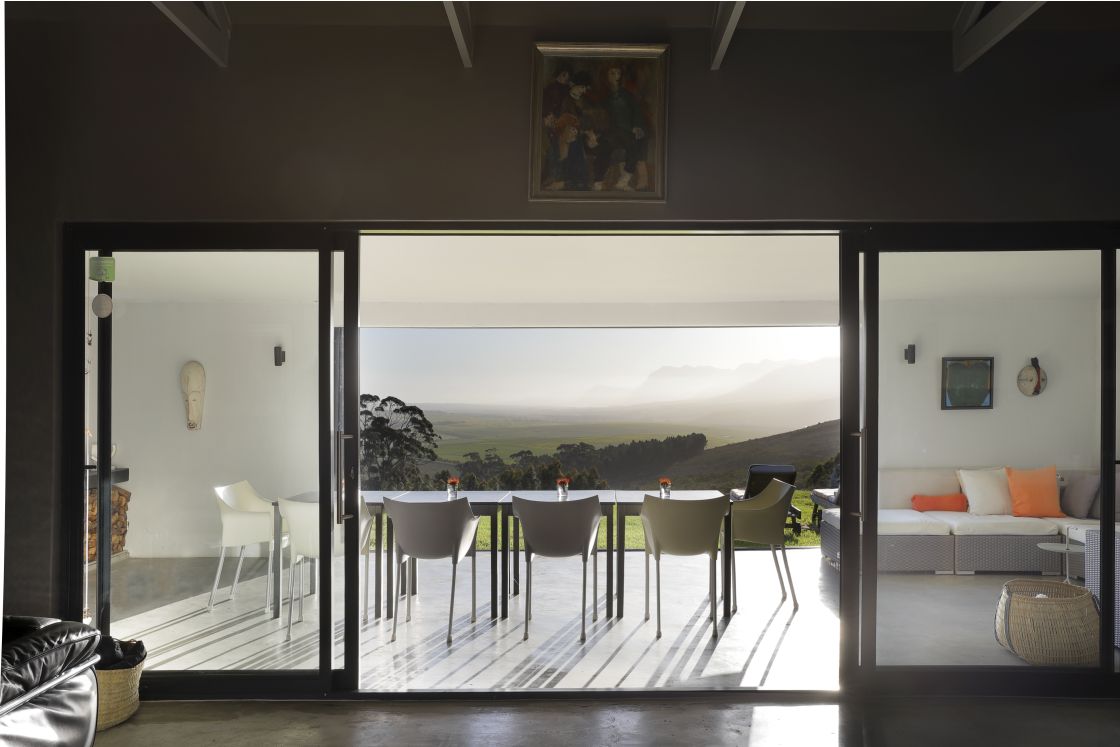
512,495 -> 601,643
730,479 -> 798,612
209,480 -> 282,612
384,497 -> 479,645
641,494 -> 729,639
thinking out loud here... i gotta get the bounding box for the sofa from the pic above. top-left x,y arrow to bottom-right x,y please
819,467 -> 1110,575
0,616 -> 101,747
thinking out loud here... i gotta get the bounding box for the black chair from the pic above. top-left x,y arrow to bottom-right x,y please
0,616 -> 101,746
742,464 -> 802,535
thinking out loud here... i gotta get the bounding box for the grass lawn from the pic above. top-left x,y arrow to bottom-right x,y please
371,491 -> 820,551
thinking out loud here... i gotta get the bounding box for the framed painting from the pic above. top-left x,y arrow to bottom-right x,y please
529,43 -> 669,202
941,357 -> 994,410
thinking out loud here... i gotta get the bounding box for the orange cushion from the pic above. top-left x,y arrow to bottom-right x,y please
911,493 -> 968,512
1006,466 -> 1065,518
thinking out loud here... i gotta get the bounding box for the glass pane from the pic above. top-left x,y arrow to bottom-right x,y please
876,250 -> 1102,668
102,251 -> 320,671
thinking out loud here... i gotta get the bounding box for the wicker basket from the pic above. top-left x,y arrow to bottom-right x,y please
994,578 -> 1099,666
95,658 -> 143,731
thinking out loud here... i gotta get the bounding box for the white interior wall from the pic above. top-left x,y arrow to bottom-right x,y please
110,301 -> 318,558
878,296 -> 1102,470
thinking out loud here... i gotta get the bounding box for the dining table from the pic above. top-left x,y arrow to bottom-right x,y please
502,490 -> 617,618
612,490 -> 730,619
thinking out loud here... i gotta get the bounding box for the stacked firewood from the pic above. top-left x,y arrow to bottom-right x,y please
87,486 -> 131,561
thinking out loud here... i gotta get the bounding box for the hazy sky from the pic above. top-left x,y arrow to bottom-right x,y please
360,327 -> 839,406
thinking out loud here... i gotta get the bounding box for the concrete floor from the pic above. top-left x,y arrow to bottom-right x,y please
94,697 -> 1120,746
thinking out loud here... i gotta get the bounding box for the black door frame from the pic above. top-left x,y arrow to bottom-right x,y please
60,220 -> 1119,700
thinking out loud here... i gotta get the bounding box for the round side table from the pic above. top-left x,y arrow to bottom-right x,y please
1037,542 -> 1085,584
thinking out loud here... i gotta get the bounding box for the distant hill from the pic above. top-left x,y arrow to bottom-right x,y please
612,419 -> 840,491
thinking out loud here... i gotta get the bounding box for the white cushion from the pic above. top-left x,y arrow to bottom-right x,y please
819,507 -> 950,536
878,469 -> 961,510
878,509 -> 952,536
924,511 -> 1059,536
958,467 -> 1013,515
1067,521 -> 1120,544
1048,517 -> 1101,537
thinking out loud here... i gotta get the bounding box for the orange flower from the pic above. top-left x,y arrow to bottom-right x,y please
658,477 -> 671,486
556,477 -> 570,486
447,477 -> 460,486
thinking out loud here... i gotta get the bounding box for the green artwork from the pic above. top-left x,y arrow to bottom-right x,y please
942,357 -> 993,410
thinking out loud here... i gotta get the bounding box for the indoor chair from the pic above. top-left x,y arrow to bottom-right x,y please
512,494 -> 602,643
209,480 -> 283,612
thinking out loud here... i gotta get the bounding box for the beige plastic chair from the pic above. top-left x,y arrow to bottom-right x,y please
384,497 -> 479,646
730,479 -> 798,612
277,496 -> 375,640
209,481 -> 282,612
641,494 -> 729,639
512,495 -> 602,643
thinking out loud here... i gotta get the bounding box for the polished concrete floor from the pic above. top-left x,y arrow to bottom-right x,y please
94,698 -> 1120,746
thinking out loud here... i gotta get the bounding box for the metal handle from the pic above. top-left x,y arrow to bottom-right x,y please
336,432 -> 354,524
850,429 -> 865,519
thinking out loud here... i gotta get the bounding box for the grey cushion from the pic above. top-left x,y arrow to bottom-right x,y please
1088,467 -> 1120,520
1061,472 -> 1100,519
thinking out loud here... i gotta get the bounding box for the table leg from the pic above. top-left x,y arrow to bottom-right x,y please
374,512 -> 382,620
410,557 -> 417,596
272,505 -> 282,619
513,519 -> 520,596
501,510 -> 509,619
385,519 -> 394,619
617,507 -> 627,619
605,508 -> 614,619
722,513 -> 733,618
491,507 -> 499,620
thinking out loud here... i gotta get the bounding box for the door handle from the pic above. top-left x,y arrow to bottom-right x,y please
849,429 -> 866,520
336,431 -> 354,524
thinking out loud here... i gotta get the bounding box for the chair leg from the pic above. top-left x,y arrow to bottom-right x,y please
285,556 -> 297,642
297,558 -> 304,623
229,545 -> 246,600
406,557 -> 413,623
523,554 -> 531,641
207,546 -> 226,610
391,552 -> 401,642
471,550 -> 477,623
780,544 -> 798,610
644,549 -> 650,622
447,561 -> 457,646
770,545 -> 787,601
593,548 -> 598,623
732,544 -> 738,614
265,544 -> 274,613
655,555 -> 662,640
710,553 -> 718,637
363,550 -> 370,625
581,557 -> 588,643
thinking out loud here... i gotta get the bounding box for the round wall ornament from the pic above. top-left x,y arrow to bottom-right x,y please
1016,357 -> 1047,397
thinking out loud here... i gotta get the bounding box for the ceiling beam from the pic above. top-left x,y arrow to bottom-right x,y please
711,2 -> 747,70
953,1 -> 1045,72
443,2 -> 473,68
152,1 -> 231,67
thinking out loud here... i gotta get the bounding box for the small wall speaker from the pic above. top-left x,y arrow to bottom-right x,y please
904,344 -> 916,365
274,346 -> 286,367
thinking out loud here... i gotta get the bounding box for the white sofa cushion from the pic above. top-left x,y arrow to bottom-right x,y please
820,507 -> 950,536
878,469 -> 961,510
923,511 -> 1059,536
958,467 -> 1013,515
1049,517 -> 1101,537
1067,521 -> 1120,544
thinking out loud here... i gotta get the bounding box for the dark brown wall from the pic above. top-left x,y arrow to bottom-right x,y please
6,19 -> 1119,614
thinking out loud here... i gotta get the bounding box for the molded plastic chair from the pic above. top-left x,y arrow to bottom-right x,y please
209,480 -> 281,612
384,497 -> 479,646
641,494 -> 729,639
730,479 -> 798,612
512,495 -> 602,643
276,496 -> 374,640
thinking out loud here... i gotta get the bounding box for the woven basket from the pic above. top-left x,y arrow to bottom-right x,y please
994,578 -> 1099,667
95,659 -> 143,731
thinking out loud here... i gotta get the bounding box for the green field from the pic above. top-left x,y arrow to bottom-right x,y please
371,491 -> 820,551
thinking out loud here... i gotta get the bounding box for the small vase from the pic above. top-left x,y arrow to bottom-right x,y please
447,485 -> 458,501
558,485 -> 569,501
660,484 -> 671,500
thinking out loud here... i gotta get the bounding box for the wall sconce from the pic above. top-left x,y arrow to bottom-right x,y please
274,346 -> 286,367
904,344 -> 917,365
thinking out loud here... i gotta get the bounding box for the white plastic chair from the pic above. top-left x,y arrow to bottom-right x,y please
384,497 -> 479,646
209,481 -> 281,612
641,494 -> 729,639
512,495 -> 602,643
277,497 -> 374,640
731,479 -> 798,612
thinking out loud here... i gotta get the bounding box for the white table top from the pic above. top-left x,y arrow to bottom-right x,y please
505,490 -> 614,504
1037,542 -> 1086,553
614,490 -> 726,504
